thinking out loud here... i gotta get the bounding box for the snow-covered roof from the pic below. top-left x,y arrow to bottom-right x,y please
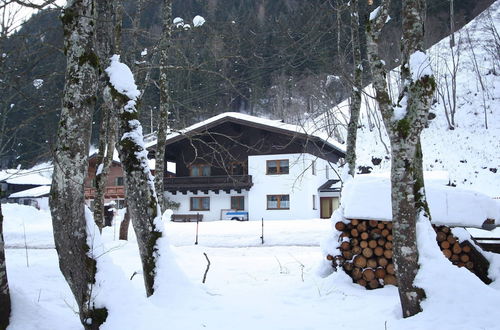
88,147 -> 121,163
0,169 -> 51,186
149,112 -> 345,154
342,172 -> 500,228
9,185 -> 51,198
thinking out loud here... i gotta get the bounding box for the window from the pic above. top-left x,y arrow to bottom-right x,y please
266,159 -> 289,175
115,199 -> 125,209
115,176 -> 124,186
312,195 -> 317,210
229,162 -> 247,175
231,196 -> 244,210
325,165 -> 329,179
267,194 -> 290,210
190,164 -> 211,177
312,160 -> 316,175
190,197 -> 210,211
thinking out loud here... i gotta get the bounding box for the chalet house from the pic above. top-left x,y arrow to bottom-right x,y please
84,154 -> 127,209
157,112 -> 345,221
7,185 -> 50,210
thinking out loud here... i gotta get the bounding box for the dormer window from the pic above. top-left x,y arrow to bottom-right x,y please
266,159 -> 289,175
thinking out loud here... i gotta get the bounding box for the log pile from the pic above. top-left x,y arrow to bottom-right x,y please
327,219 -> 491,289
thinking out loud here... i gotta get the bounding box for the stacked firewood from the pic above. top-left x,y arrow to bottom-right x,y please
327,219 -> 491,289
327,219 -> 396,289
434,225 -> 473,269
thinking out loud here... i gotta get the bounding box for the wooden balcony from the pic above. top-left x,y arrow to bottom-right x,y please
85,186 -> 125,199
165,175 -> 253,194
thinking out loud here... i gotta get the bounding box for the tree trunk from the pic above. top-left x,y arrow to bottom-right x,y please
0,203 -> 11,329
366,0 -> 436,317
345,0 -> 363,176
93,0 -> 121,230
50,0 -> 107,328
119,207 -> 130,241
154,0 -> 173,211
106,56 -> 163,297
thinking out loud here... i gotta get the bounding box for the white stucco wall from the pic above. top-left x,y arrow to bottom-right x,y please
166,190 -> 249,221
247,153 -> 337,220
166,152 -> 340,221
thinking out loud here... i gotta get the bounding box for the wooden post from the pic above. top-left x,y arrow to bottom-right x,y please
195,212 -> 199,245
261,217 -> 264,244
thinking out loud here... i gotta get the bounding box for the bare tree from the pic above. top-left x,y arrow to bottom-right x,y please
367,0 -> 436,317
0,203 -> 10,329
435,38 -> 460,130
92,0 -> 122,230
345,0 -> 363,176
49,0 -> 108,328
154,0 -> 173,211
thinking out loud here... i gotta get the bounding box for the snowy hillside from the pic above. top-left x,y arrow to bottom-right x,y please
317,1 -> 500,197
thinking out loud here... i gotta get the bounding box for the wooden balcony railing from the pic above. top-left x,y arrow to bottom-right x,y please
164,175 -> 253,193
85,186 -> 125,199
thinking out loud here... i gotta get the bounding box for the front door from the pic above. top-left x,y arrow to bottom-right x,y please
320,197 -> 333,219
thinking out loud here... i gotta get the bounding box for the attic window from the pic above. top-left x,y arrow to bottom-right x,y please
266,159 -> 289,175
190,164 -> 211,177
115,177 -> 124,186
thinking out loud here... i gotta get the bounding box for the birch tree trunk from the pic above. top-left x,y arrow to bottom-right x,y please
49,0 -> 108,328
106,56 -> 163,297
367,0 -> 436,317
0,203 -> 10,329
345,0 -> 363,176
154,0 -> 173,211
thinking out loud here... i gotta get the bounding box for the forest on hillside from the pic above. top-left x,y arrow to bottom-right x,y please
0,0 -> 493,167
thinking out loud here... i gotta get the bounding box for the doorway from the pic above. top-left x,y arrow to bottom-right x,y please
320,197 -> 339,219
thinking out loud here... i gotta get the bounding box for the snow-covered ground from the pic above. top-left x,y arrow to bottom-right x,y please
3,203 -> 500,330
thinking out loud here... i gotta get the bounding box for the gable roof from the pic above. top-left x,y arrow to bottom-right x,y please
151,112 -> 345,156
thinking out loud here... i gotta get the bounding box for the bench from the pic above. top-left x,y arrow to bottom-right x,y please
171,214 -> 203,222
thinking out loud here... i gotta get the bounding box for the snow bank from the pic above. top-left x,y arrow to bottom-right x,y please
391,215 -> 500,329
3,204 -> 54,248
342,173 -> 500,227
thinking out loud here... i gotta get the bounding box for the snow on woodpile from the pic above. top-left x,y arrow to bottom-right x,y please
342,172 -> 500,227
320,171 -> 500,291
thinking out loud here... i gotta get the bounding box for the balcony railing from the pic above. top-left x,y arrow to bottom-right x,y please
85,186 -> 125,199
164,175 -> 253,193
